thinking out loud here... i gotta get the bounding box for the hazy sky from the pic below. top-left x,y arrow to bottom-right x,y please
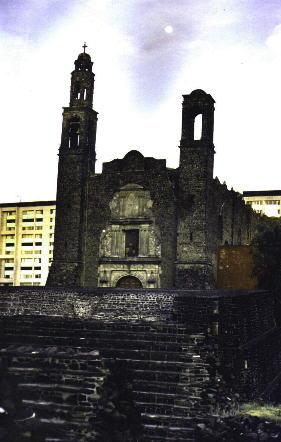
0,0 -> 281,202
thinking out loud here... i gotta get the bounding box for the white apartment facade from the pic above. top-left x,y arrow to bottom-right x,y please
0,201 -> 56,286
243,191 -> 281,218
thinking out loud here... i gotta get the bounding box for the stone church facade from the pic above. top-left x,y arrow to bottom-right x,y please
47,50 -> 258,289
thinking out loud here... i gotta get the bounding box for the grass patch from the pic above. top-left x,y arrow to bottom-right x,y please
239,403 -> 281,423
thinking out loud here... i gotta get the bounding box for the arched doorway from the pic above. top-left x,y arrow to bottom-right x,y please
116,276 -> 142,288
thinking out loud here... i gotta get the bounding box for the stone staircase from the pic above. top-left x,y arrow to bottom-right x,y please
0,316 -> 211,441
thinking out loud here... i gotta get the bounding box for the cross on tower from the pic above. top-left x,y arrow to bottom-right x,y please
82,42 -> 88,53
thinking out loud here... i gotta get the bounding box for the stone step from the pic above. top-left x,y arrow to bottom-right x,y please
95,347 -> 205,363
142,412 -> 194,425
1,335 -> 203,363
134,390 -> 196,404
0,316 -> 207,441
133,379 -> 208,395
2,325 -> 194,343
0,317 -> 191,334
8,365 -> 103,379
143,426 -> 194,441
0,332 -> 196,353
1,345 -> 101,360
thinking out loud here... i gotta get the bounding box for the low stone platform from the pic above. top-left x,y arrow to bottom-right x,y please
0,287 -> 279,441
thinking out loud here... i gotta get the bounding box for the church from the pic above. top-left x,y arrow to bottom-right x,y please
47,48 -> 257,289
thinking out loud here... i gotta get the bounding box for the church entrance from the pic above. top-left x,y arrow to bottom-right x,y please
116,276 -> 142,288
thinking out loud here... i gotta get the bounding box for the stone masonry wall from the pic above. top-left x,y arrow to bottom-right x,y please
208,178 -> 261,283
84,156 -> 177,288
0,288 -> 279,440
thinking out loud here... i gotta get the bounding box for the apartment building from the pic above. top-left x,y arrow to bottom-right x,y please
0,201 -> 56,286
243,190 -> 281,218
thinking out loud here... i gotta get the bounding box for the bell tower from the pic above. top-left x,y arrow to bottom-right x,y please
176,89 -> 215,288
47,45 -> 98,286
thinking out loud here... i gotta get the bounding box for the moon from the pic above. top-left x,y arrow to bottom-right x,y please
164,25 -> 173,34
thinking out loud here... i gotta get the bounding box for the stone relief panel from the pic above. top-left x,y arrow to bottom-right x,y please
109,184 -> 153,219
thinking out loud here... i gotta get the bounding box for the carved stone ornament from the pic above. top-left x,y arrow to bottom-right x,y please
148,226 -> 161,257
109,184 -> 153,219
99,228 -> 113,257
112,271 -> 147,287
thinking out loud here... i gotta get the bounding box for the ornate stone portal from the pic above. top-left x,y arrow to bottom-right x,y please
98,184 -> 161,288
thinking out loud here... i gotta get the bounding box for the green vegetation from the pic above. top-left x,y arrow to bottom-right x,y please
239,403 -> 281,423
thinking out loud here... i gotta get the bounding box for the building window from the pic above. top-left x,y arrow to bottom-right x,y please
125,229 -> 139,257
68,119 -> 80,148
194,114 -> 202,140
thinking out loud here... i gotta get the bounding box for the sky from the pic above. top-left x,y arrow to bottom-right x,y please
0,0 -> 281,202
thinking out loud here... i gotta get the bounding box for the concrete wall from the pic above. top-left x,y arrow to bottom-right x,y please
217,245 -> 258,289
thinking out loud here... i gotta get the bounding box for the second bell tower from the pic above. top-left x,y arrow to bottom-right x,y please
47,45 -> 98,286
